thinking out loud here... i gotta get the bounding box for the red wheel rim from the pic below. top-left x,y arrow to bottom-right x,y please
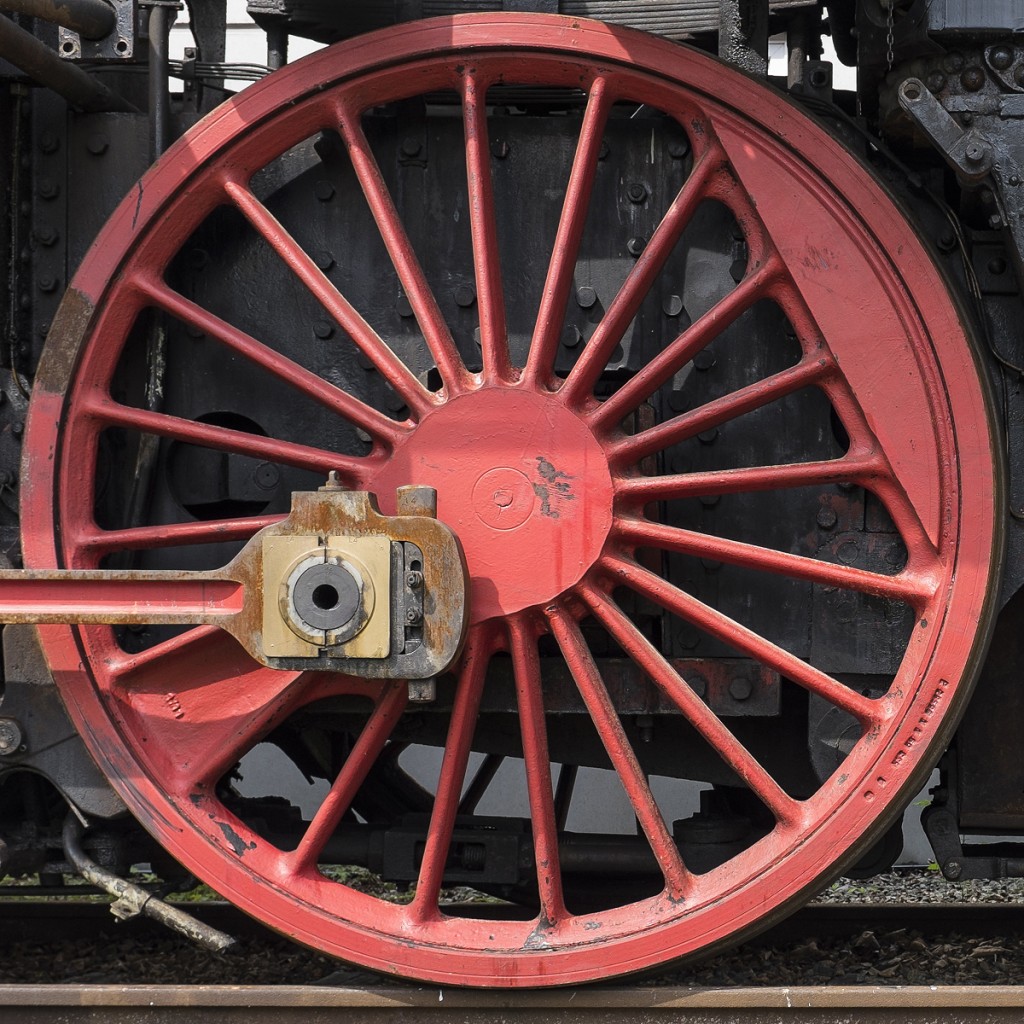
23,14 -> 1001,986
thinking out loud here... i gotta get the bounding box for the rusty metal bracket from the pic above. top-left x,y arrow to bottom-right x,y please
898,77 -> 994,180
0,483 -> 469,679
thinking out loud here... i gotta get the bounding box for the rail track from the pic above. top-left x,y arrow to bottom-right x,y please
2,900 -> 1024,1020
0,983 -> 1022,1023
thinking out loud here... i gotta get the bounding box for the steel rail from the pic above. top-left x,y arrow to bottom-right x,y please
0,984 -> 1022,1023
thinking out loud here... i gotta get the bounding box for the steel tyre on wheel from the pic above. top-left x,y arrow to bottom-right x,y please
23,15 -> 1001,986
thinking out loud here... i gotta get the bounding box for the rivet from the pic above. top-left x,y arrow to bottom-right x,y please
38,276 -> 58,293
677,627 -> 699,650
925,71 -> 946,93
668,390 -> 688,412
689,675 -> 707,698
663,294 -> 684,317
816,507 -> 838,530
576,286 -> 597,309
313,320 -> 335,339
39,131 -> 59,154
0,719 -> 23,757
11,421 -> 24,438
729,677 -> 753,701
961,66 -> 986,91
397,295 -> 414,318
35,225 -> 58,247
988,257 -> 1007,275
37,179 -> 59,200
693,350 -> 716,371
454,284 -> 476,308
990,45 -> 1014,71
401,137 -> 422,157
697,428 -> 719,445
668,138 -> 690,159
491,140 -> 510,159
627,183 -> 648,204
314,250 -> 335,271
314,180 -> 335,201
86,134 -> 109,156
598,140 -> 610,160
699,494 -> 721,508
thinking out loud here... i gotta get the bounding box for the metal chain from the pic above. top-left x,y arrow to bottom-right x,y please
886,0 -> 895,72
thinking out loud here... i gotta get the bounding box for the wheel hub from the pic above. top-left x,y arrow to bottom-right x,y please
369,387 -> 614,622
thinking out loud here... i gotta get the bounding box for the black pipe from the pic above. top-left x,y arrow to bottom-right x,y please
0,0 -> 116,40
148,4 -> 169,158
0,13 -> 137,112
62,815 -> 238,954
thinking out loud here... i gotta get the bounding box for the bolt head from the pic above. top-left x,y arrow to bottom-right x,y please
627,236 -> 646,257
576,285 -> 598,309
627,183 -> 648,203
663,294 -> 684,318
965,142 -> 987,164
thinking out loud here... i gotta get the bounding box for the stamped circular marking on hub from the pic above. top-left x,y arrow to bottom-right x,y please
370,388 -> 613,622
472,467 -> 535,530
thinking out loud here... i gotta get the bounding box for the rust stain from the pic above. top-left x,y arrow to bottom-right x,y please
532,456 -> 575,519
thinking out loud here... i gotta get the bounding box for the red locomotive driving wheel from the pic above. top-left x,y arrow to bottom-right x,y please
22,14 -> 1001,986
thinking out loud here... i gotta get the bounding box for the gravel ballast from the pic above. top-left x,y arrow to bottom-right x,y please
1,870 -> 1023,987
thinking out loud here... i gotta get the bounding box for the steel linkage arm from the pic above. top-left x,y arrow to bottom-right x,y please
0,485 -> 469,680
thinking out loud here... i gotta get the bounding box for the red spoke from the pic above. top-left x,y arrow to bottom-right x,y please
601,555 -> 881,724
508,613 -> 566,924
410,629 -> 492,920
547,605 -> 691,897
288,681 -> 408,874
134,274 -> 407,447
610,356 -> 832,465
222,178 -> 433,417
615,517 -> 936,606
580,583 -> 800,826
462,71 -> 511,384
108,627 -> 308,792
85,395 -> 366,481
560,150 -> 725,407
336,103 -> 470,396
616,453 -> 882,505
524,76 -> 613,387
77,515 -> 282,555
592,259 -> 782,433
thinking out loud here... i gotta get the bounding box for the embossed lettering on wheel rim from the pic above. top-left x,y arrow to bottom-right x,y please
23,15 -> 999,986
